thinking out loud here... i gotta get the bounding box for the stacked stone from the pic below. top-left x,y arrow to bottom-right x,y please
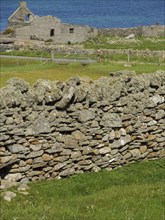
0,71 -> 165,182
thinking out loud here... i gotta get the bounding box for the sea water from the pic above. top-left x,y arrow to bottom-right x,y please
0,0 -> 164,31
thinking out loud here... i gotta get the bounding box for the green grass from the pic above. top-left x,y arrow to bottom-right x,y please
1,58 -> 164,87
0,50 -> 96,60
84,36 -> 165,51
1,159 -> 165,220
0,50 -> 51,58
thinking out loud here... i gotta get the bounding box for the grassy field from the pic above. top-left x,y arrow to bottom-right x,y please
84,36 -> 165,51
0,58 -> 164,87
1,50 -> 163,64
1,159 -> 165,220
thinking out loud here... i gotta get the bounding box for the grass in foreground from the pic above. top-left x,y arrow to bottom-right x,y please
0,58 -> 164,87
1,159 -> 165,220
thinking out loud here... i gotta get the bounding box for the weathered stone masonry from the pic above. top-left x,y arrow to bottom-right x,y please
0,71 -> 165,183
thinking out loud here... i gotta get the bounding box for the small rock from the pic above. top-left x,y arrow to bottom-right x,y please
78,109 -> 95,122
140,146 -> 147,154
5,173 -> 22,182
17,184 -> 29,191
99,147 -> 111,154
2,191 -> 16,202
130,149 -> 141,157
72,130 -> 85,140
0,180 -> 19,190
125,34 -> 135,39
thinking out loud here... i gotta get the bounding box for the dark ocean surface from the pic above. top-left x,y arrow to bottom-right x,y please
0,0 -> 164,31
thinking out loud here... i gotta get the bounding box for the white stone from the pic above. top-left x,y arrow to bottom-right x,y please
5,173 -> 22,182
2,191 -> 16,202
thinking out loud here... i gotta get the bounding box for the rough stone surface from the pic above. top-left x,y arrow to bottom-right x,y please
101,113 -> 122,128
0,71 -> 164,183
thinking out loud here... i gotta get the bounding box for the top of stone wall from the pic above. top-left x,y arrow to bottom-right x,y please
0,71 -> 165,112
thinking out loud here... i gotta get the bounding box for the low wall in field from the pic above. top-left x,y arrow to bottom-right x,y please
0,71 -> 165,183
98,25 -> 165,37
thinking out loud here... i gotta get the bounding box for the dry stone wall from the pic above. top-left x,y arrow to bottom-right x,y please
98,25 -> 165,37
0,71 -> 165,183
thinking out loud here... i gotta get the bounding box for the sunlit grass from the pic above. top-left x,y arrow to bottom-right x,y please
0,58 -> 164,87
1,159 -> 165,220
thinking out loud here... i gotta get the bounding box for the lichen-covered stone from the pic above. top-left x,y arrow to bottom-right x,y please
0,71 -> 164,183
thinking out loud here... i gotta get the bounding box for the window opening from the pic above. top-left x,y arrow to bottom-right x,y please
24,14 -> 30,21
69,28 -> 74,34
50,29 -> 55,37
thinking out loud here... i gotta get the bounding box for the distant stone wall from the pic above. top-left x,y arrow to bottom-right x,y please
142,25 -> 165,37
0,71 -> 165,183
99,25 -> 165,37
98,27 -> 142,37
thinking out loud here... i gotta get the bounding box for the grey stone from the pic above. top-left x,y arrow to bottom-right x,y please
125,34 -> 135,39
19,165 -> 31,172
7,144 -> 29,153
32,162 -> 46,169
30,144 -> 42,151
27,171 -> 41,177
5,173 -> 22,182
120,135 -> 131,146
53,162 -> 68,171
20,178 -> 30,184
156,110 -> 165,120
82,146 -> 92,155
71,151 -> 81,159
59,167 -> 75,177
26,150 -> 44,159
64,135 -> 78,149
78,109 -> 95,122
1,156 -> 12,163
101,113 -> 122,128
7,77 -> 29,93
25,117 -> 51,136
110,136 -> 130,149
33,157 -> 43,163
0,135 -> 9,141
56,86 -> 75,109
72,130 -> 85,140
123,152 -> 132,160
92,165 -> 101,172
54,156 -> 70,162
148,95 -> 164,107
2,191 -> 17,202
75,86 -> 87,102
99,147 -> 111,154
0,180 -> 19,190
111,149 -> 118,155
130,149 -> 141,157
17,183 -> 29,191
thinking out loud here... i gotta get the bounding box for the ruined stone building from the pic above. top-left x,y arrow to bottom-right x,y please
8,2 -> 98,44
8,2 -> 35,28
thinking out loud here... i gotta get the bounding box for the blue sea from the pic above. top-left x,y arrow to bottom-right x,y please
0,0 -> 164,31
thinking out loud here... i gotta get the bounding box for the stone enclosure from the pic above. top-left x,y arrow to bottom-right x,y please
0,71 -> 165,183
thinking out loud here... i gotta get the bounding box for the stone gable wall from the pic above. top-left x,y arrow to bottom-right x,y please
0,71 -> 165,183
15,16 -> 98,44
